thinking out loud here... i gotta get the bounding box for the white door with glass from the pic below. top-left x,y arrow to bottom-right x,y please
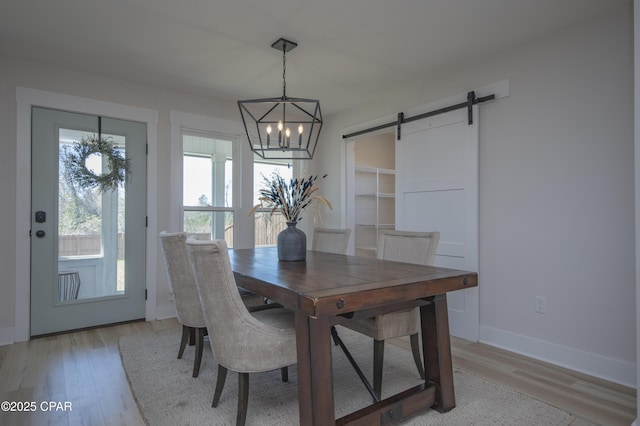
30,107 -> 147,336
396,106 -> 479,342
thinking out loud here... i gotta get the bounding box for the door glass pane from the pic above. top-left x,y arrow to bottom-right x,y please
58,129 -> 126,301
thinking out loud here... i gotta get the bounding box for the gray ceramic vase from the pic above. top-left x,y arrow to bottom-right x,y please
277,221 -> 306,261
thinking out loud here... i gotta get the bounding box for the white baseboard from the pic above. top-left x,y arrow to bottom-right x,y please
0,306 -> 177,347
480,325 -> 636,389
155,303 -> 177,320
0,327 -> 15,346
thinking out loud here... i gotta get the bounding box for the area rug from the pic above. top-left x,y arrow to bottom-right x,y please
119,326 -> 574,426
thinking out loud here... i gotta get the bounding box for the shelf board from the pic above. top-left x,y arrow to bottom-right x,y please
355,192 -> 394,198
355,166 -> 395,175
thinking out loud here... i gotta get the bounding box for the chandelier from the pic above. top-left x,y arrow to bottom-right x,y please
238,38 -> 323,160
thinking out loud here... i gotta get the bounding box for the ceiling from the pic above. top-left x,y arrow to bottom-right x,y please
0,0 -> 630,116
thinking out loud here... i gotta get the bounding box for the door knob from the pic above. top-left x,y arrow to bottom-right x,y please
35,230 -> 45,238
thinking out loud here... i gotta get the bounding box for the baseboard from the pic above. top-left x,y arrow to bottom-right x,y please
0,327 -> 15,346
155,303 -> 177,320
479,325 -> 636,389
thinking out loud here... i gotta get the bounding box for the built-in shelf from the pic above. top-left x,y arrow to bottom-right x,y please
354,167 -> 395,258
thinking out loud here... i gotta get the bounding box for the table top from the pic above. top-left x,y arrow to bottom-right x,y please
229,247 -> 477,317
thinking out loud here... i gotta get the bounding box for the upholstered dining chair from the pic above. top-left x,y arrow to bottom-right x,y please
160,231 -> 208,378
341,229 -> 440,400
185,238 -> 297,426
160,231 -> 266,378
312,227 -> 351,254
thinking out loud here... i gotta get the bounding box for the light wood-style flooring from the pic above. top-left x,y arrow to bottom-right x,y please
0,318 -> 635,425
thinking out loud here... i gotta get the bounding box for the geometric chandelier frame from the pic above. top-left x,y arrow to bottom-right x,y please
238,38 -> 322,160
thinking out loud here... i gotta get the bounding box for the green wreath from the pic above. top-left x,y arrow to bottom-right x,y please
64,135 -> 131,193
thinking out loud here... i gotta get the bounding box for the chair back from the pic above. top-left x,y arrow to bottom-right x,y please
312,227 -> 351,254
159,231 -> 205,328
186,238 -> 295,371
377,230 -> 440,265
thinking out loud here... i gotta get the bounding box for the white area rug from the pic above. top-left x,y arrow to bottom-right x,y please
119,326 -> 574,425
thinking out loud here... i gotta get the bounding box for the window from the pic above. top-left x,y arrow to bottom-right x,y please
172,110 -> 303,249
182,131 -> 235,246
253,159 -> 291,246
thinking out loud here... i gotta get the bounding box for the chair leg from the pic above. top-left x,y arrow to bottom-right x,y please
281,367 -> 288,382
237,372 -> 249,426
188,326 -> 196,346
410,333 -> 425,379
193,327 -> 205,378
178,325 -> 190,359
373,339 -> 385,401
212,365 -> 228,407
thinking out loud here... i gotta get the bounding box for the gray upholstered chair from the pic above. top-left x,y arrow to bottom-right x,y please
160,231 -> 208,378
160,231 -> 265,378
312,227 -> 351,254
185,238 -> 297,426
342,229 -> 440,400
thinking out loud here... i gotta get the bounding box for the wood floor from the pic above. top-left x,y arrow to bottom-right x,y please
0,318 -> 635,426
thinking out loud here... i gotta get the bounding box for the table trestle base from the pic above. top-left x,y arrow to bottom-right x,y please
336,383 -> 437,426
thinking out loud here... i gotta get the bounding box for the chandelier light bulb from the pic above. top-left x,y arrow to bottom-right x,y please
277,120 -> 283,131
298,124 -> 303,134
266,124 -> 272,146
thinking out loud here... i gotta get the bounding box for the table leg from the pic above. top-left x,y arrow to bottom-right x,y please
295,313 -> 313,425
296,313 -> 335,425
421,294 -> 455,412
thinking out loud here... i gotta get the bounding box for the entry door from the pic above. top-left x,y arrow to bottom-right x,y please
30,107 -> 147,336
396,106 -> 479,342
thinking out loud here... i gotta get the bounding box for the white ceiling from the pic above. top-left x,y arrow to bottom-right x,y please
0,0 -> 630,115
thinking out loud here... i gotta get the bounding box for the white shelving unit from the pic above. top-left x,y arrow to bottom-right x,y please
354,167 -> 395,258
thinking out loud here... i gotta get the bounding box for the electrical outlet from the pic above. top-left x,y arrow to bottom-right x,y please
535,296 -> 547,314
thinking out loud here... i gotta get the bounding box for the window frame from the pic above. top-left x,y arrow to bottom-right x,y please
181,129 -> 237,244
169,110 -> 302,250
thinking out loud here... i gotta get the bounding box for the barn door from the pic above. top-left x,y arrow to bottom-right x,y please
396,106 -> 479,341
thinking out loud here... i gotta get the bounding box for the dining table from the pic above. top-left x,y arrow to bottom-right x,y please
229,247 -> 478,426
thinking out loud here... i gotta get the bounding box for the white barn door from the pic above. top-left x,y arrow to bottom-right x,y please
396,106 -> 479,342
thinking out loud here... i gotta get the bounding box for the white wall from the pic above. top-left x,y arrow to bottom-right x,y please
319,5 -> 636,386
0,55 -> 241,343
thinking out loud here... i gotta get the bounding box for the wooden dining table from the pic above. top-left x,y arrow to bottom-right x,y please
229,247 -> 478,426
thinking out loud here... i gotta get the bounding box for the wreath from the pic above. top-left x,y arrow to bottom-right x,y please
64,135 -> 131,193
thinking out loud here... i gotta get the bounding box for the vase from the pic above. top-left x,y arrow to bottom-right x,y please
277,221 -> 307,261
